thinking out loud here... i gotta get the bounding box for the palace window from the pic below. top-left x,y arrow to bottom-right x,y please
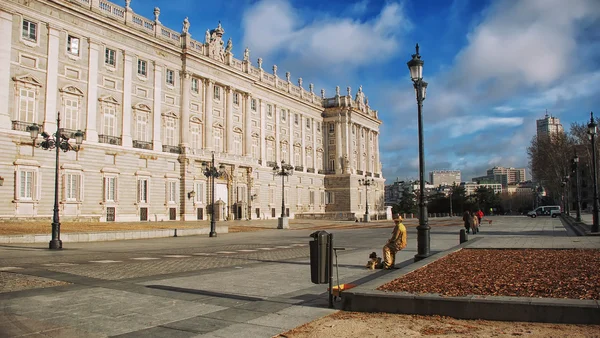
306,118 -> 311,129
213,86 -> 220,100
251,99 -> 256,111
167,180 -> 177,204
233,132 -> 242,155
64,172 -> 82,202
267,104 -> 273,118
191,78 -> 199,93
191,122 -> 202,150
63,95 -> 79,130
137,178 -> 149,203
329,123 -> 334,133
214,128 -> 223,152
137,59 -> 147,76
325,192 -> 335,204
67,35 -> 80,56
252,136 -> 259,159
166,69 -> 174,85
22,19 -> 37,41
18,88 -> 36,123
317,122 -> 321,132
233,93 -> 239,105
17,168 -> 37,201
105,48 -> 116,67
281,109 -> 286,122
281,144 -> 288,162
309,190 -> 315,205
135,112 -> 149,142
102,106 -> 116,136
294,114 -> 299,125
162,114 -> 177,146
194,181 -> 205,203
103,175 -> 117,202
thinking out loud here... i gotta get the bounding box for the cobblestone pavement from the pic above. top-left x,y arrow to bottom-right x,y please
0,271 -> 70,293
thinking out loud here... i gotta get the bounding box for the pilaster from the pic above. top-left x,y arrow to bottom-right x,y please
244,93 -> 252,156
335,120 -> 343,173
366,128 -> 371,173
312,119 -> 317,170
121,52 -> 133,147
85,40 -> 99,142
180,71 -> 191,149
289,110 -> 294,166
204,79 -> 214,150
260,100 -> 266,164
274,104 -> 280,163
225,86 -> 233,153
44,25 -> 60,132
0,10 -> 13,128
152,62 -> 163,151
301,116 -> 306,168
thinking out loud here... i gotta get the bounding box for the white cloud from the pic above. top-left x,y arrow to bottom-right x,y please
349,0 -> 369,15
431,116 -> 524,138
242,0 -> 410,70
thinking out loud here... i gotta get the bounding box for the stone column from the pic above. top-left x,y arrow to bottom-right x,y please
374,132 -> 380,173
244,93 -> 252,156
0,10 -> 13,128
44,25 -> 60,132
335,120 -> 342,173
260,100 -> 266,164
289,111 -> 294,166
85,39 -> 99,142
152,62 -> 163,151
226,86 -> 233,153
274,104 -> 279,163
180,71 -> 191,149
357,125 -> 362,171
121,52 -> 133,147
365,128 -> 371,173
348,122 -> 354,173
312,119 -> 317,170
301,116 -> 306,168
204,79 -> 214,150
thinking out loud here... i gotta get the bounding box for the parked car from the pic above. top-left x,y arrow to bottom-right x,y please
527,206 -> 561,218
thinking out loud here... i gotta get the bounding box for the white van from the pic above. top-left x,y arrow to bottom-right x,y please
527,206 -> 561,218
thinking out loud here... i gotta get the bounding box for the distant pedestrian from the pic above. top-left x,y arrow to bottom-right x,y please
471,212 -> 479,234
382,214 -> 407,269
476,209 -> 484,225
462,210 -> 471,234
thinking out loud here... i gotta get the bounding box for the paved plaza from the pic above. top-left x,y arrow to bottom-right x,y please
0,215 -> 598,337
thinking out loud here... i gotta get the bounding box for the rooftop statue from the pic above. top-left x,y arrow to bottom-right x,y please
182,17 -> 190,34
225,38 -> 232,53
244,47 -> 250,61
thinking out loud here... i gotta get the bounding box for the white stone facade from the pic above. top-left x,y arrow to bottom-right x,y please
0,0 -> 384,222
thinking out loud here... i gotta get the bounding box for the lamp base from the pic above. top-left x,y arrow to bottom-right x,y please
363,214 -> 370,223
49,239 -> 62,250
277,216 -> 289,229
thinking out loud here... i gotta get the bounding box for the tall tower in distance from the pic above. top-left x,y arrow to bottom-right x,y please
536,110 -> 564,139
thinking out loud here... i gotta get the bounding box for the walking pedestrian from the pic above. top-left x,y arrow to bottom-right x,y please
382,214 -> 407,270
471,211 -> 479,234
462,210 -> 471,234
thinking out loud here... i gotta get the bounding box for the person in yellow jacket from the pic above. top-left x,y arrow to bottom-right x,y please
382,215 -> 407,269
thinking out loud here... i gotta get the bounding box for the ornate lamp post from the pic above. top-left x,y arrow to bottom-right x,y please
588,112 -> 600,233
28,112 -> 83,249
272,160 -> 294,229
562,176 -> 570,215
358,177 -> 375,222
202,152 -> 225,237
407,43 -> 430,261
572,152 -> 582,222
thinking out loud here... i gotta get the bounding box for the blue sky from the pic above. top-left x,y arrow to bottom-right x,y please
128,0 -> 600,182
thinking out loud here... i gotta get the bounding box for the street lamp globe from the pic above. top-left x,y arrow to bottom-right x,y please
588,113 -> 597,136
407,43 -> 424,81
28,123 -> 40,140
74,130 -> 84,145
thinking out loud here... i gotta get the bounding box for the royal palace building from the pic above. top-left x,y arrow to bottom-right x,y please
0,0 -> 384,222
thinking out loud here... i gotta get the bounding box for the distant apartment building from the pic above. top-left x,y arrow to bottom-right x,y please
461,182 -> 502,195
429,170 -> 461,187
486,167 -> 526,185
536,111 -> 564,139
384,179 -> 435,205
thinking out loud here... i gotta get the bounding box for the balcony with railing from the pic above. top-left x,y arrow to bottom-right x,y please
356,170 -> 364,175
307,168 -> 315,173
162,145 -> 181,154
133,140 -> 153,150
294,166 -> 304,172
98,135 -> 122,145
12,121 -> 40,132
266,161 -> 277,168
374,173 -> 380,178
61,128 -> 86,140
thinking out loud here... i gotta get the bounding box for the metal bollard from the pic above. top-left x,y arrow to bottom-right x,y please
459,229 -> 468,244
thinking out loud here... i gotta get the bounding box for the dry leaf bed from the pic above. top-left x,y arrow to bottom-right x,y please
378,249 -> 600,299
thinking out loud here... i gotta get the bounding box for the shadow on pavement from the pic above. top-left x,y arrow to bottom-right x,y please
145,285 -> 264,301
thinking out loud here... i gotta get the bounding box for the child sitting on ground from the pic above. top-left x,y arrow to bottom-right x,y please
366,252 -> 382,270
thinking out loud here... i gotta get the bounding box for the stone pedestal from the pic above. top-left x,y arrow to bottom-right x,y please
278,216 -> 289,229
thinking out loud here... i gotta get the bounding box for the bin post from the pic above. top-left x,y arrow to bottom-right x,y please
309,231 -> 329,284
460,229 -> 468,244
328,233 -> 334,308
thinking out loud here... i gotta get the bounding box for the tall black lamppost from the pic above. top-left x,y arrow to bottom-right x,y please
562,175 -> 570,215
272,160 -> 294,229
588,112 -> 600,233
407,43 -> 430,261
572,152 -> 582,222
358,177 -> 374,222
202,152 -> 225,237
28,112 -> 83,249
